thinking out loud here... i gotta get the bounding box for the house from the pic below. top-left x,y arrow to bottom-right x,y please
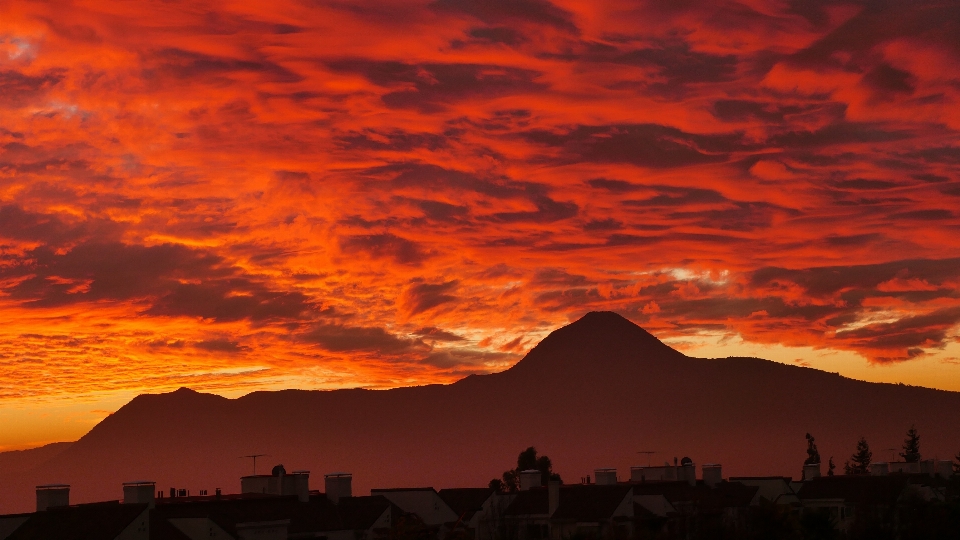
336,495 -> 400,540
162,492 -> 361,540
550,484 -> 634,540
795,475 -> 921,533
436,487 -> 500,540
0,469 -> 406,540
503,481 -> 635,540
727,477 -> 800,507
631,480 -> 758,538
240,465 -> 310,502
4,501 -> 151,540
370,487 -> 459,528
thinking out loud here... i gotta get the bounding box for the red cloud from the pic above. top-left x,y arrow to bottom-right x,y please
1,0 -> 960,421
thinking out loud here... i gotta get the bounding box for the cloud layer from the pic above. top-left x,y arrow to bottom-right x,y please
2,0 -> 960,424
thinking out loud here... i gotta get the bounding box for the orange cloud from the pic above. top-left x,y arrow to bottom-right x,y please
2,0 -> 960,445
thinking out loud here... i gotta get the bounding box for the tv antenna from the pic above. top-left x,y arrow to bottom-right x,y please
637,451 -> 657,467
240,454 -> 269,475
884,448 -> 897,463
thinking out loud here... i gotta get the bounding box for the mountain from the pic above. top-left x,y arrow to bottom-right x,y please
0,442 -> 72,476
2,311 -> 960,513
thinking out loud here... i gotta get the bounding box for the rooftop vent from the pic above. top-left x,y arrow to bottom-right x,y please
123,481 -> 156,508
325,472 -> 352,503
594,468 -> 617,485
519,470 -> 542,491
803,463 -> 821,480
36,484 -> 69,512
702,464 -> 722,488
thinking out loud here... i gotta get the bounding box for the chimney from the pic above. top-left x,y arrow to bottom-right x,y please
123,481 -> 156,508
519,470 -> 542,491
548,479 -> 560,516
803,463 -> 821,480
678,459 -> 696,486
291,471 -> 310,503
702,464 -> 721,488
325,472 -> 352,503
594,468 -> 617,485
36,484 -> 69,512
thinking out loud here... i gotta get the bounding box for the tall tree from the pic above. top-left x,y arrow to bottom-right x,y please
490,446 -> 561,492
849,436 -> 872,475
900,425 -> 921,463
804,433 -> 821,465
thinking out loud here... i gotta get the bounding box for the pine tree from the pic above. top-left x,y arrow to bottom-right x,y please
900,425 -> 921,463
849,436 -> 872,474
827,457 -> 835,476
804,433 -> 821,465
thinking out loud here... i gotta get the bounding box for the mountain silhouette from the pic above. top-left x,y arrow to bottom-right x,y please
2,311 -> 959,513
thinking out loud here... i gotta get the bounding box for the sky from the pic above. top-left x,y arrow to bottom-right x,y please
1,0 -> 960,451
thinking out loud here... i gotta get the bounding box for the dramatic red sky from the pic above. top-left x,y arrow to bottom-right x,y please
2,0 -> 960,450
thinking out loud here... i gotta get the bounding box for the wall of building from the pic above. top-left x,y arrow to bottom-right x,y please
169,517 -> 232,540
235,520 -> 289,540
0,516 -> 29,540
113,509 -> 149,540
373,490 -> 457,526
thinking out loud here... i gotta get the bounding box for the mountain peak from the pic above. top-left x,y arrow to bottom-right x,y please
503,311 -> 686,377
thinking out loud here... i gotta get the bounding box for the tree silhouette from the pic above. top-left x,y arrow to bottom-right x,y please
900,425 -> 921,463
954,450 -> 960,474
489,446 -> 561,492
389,513 -> 433,540
827,457 -> 835,476
848,436 -> 872,475
804,433 -> 821,465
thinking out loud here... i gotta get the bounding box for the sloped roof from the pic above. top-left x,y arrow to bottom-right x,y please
551,485 -> 632,522
437,488 -> 494,521
505,484 -> 636,522
288,495 -> 344,534
371,487 -> 436,493
337,495 -> 396,530
796,475 -> 911,506
149,511 -> 194,540
157,493 -> 343,536
631,481 -> 758,513
729,476 -> 793,483
504,488 -> 548,517
6,502 -> 147,540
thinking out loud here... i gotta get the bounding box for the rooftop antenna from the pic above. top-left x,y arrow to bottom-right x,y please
884,448 -> 897,463
240,454 -> 269,475
637,451 -> 656,467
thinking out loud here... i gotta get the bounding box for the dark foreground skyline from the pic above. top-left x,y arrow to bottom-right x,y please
3,0 -> 960,452
2,439 -> 960,539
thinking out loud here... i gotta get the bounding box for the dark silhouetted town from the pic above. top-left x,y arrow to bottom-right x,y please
3,433 -> 960,540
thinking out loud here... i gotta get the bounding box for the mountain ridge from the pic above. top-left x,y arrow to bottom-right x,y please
2,311 -> 959,513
